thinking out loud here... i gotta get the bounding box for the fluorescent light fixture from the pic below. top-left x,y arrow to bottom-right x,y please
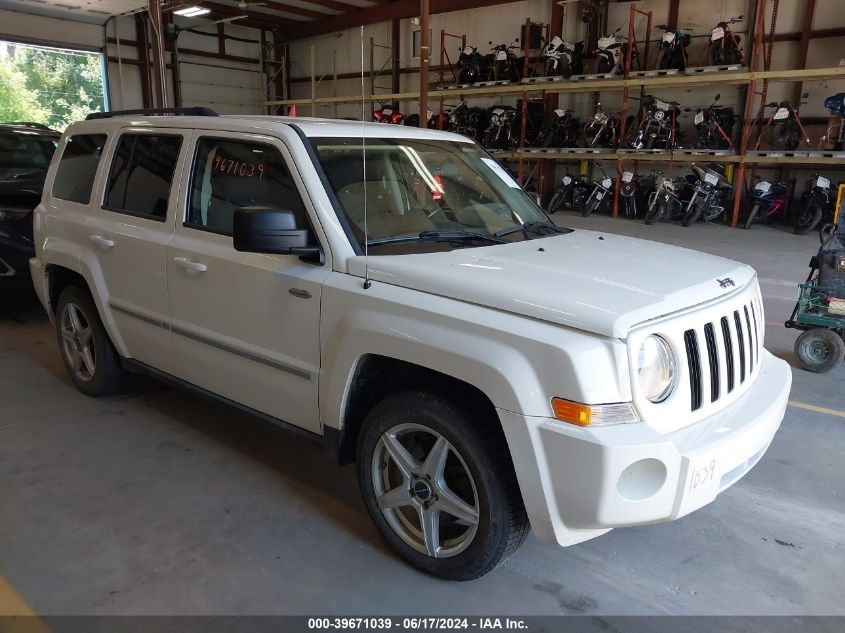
174,6 -> 210,17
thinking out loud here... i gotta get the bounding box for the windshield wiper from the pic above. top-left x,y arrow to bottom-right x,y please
493,221 -> 568,238
367,230 -> 508,247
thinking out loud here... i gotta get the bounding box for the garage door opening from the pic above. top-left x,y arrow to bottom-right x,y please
0,40 -> 106,131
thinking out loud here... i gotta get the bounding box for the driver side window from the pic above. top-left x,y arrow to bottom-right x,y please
186,138 -> 310,238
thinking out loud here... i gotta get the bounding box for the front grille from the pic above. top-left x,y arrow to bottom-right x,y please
683,293 -> 763,413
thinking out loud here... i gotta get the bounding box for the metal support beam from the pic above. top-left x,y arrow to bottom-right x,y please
792,0 -> 816,106
667,0 -> 680,29
419,0 -> 430,128
148,0 -> 167,107
392,18 -> 401,112
134,13 -> 153,108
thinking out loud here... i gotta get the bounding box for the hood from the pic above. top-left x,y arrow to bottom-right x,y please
350,230 -> 755,338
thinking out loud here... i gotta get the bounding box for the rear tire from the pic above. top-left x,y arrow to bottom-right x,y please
357,391 -> 528,581
794,204 -> 823,235
582,194 -> 601,217
547,191 -> 564,214
55,286 -> 126,397
795,328 -> 845,373
744,203 -> 761,230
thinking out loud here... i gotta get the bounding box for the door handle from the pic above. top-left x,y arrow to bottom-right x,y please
289,288 -> 312,299
89,234 -> 114,249
173,256 -> 207,272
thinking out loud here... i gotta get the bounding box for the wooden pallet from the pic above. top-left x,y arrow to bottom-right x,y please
436,83 -> 474,91
569,72 -> 617,82
748,150 -> 845,159
521,147 -> 605,154
473,79 -> 514,87
520,75 -> 568,84
674,149 -> 734,156
685,64 -> 745,74
628,68 -> 679,78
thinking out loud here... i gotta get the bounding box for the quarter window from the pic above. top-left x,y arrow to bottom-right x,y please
104,134 -> 182,220
52,134 -> 107,204
186,138 -> 308,237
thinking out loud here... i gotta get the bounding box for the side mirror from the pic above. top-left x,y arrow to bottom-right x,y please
233,206 -> 321,261
714,93 -> 721,102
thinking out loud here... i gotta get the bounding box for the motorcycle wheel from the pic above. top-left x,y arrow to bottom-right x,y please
681,201 -> 703,227
645,197 -> 665,225
794,204 -> 823,235
597,57 -> 612,74
743,203 -> 761,230
482,130 -> 494,148
658,50 -> 670,70
560,59 -> 572,78
544,58 -> 557,78
548,191 -> 565,214
582,194 -> 601,217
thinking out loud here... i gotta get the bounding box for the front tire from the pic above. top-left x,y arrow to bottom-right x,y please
547,190 -> 564,213
795,328 -> 845,373
55,286 -> 126,397
357,391 -> 528,581
744,203 -> 761,230
794,204 -> 823,235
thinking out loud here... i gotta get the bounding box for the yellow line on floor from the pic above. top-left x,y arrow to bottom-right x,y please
0,575 -> 50,633
788,400 -> 845,419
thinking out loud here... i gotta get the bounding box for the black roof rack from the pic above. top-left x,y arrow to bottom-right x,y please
86,107 -> 219,120
5,122 -> 56,131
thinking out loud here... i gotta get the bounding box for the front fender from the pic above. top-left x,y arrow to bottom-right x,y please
319,272 -> 631,431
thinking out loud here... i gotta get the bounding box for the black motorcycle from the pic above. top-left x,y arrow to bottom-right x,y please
626,96 -> 682,150
456,45 -> 486,84
448,102 -> 488,141
483,105 -> 519,149
678,163 -> 733,226
645,172 -> 684,224
487,40 -> 521,82
547,174 -> 590,213
709,16 -> 745,66
619,170 -> 653,219
582,168 -> 616,217
538,36 -> 584,78
756,99 -> 810,152
656,25 -> 692,71
687,93 -> 736,150
583,103 -> 623,148
794,174 -> 832,235
534,109 -> 580,148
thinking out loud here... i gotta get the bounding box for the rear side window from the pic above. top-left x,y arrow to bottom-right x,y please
186,138 -> 308,236
52,134 -> 107,204
105,134 -> 183,221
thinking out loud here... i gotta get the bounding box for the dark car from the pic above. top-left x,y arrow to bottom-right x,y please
0,122 -> 60,287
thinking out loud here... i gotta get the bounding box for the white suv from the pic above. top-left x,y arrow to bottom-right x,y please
30,108 -> 792,581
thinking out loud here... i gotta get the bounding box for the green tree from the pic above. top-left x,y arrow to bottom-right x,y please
0,60 -> 48,123
9,46 -> 105,130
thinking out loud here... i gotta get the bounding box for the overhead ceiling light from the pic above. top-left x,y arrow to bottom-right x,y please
174,6 -> 210,17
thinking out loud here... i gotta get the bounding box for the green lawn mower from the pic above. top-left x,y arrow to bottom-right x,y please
786,213 -> 845,372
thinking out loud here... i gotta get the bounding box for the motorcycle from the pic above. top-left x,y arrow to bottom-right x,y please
483,105 -> 519,149
596,27 -> 636,75
755,99 -> 811,152
456,45 -> 486,84
687,93 -> 736,150
583,103 -> 623,148
820,93 -> 845,151
539,35 -> 584,78
373,106 -> 404,124
743,179 -> 792,229
436,102 -> 487,140
534,109 -> 580,148
625,95 -> 682,150
644,172 -> 683,224
487,39 -> 521,82
794,174 -> 832,235
709,16 -> 745,66
656,24 -> 692,71
619,170 -> 654,219
547,174 -> 590,213
582,167 -> 615,217
679,163 -> 733,226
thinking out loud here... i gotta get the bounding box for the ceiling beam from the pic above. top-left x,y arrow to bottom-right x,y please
295,0 -> 363,12
278,0 -> 523,41
253,1 -> 330,19
202,2 -> 296,28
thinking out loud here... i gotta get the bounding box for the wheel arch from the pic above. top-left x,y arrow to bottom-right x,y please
327,354 -> 504,466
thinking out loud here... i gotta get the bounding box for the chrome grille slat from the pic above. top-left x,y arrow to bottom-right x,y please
704,323 -> 719,403
721,316 -> 735,393
744,305 -> 754,375
684,329 -> 703,411
734,310 -> 746,383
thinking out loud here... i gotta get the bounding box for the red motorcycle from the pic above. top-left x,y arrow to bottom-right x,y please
373,106 -> 405,124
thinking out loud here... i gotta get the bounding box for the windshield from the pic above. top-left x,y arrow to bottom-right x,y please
311,137 -> 555,253
0,132 -> 58,180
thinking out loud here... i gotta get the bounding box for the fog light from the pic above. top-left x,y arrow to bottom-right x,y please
616,458 -> 667,501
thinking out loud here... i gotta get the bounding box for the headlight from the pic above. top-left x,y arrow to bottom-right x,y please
0,208 -> 30,221
637,335 -> 676,402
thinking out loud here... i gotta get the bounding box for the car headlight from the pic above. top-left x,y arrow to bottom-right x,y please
0,208 -> 30,221
637,335 -> 676,402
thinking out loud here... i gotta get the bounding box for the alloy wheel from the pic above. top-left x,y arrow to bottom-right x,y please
370,423 -> 480,559
60,302 -> 96,382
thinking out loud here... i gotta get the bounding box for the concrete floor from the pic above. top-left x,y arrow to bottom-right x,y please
0,215 -> 842,616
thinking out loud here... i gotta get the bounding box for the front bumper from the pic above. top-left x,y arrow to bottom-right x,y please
499,349 -> 792,547
0,222 -> 35,284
